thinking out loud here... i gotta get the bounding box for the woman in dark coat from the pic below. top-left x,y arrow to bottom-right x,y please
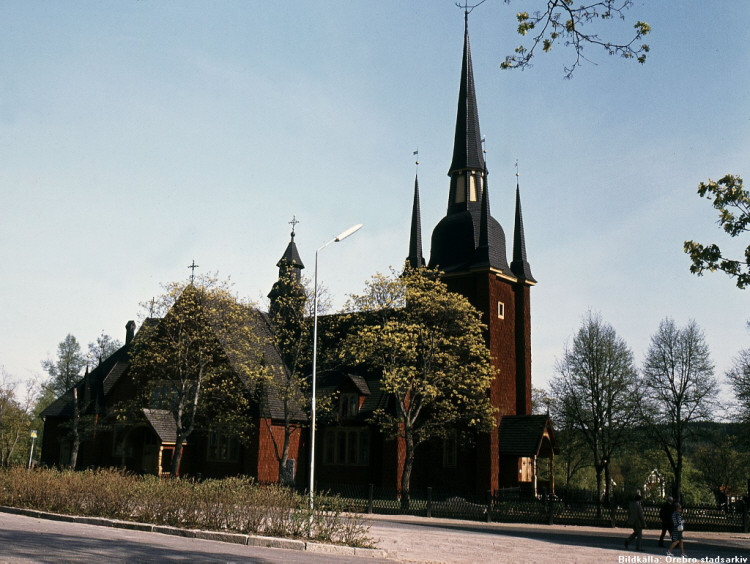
658,496 -> 674,546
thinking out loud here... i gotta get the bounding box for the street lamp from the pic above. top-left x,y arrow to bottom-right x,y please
309,223 -> 362,512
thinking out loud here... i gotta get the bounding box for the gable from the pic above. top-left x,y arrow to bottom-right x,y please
498,414 -> 558,456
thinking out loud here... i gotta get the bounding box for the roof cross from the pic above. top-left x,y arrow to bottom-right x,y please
187,259 -> 199,283
289,215 -> 299,237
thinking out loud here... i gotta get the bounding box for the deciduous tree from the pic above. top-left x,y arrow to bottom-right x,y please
126,276 -> 262,476
726,341 -> 750,432
499,0 -> 650,78
343,266 -> 496,507
262,262 -> 312,485
640,318 -> 718,502
87,333 -> 123,366
42,334 -> 89,468
684,174 -> 749,289
42,334 -> 86,397
550,311 -> 639,511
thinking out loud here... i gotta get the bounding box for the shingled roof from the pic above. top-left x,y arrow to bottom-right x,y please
498,414 -> 557,456
143,408 -> 178,444
316,369 -> 390,422
41,302 -> 307,428
428,16 -> 513,276
448,12 -> 485,176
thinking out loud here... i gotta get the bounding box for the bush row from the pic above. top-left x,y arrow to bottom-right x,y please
0,467 -> 371,547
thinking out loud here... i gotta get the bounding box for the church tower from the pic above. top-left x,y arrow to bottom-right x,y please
413,12 -> 536,492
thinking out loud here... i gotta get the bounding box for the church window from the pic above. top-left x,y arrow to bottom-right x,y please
322,428 -> 370,466
497,301 -> 505,319
207,429 -> 239,462
442,431 -> 457,468
455,174 -> 466,203
339,393 -> 360,420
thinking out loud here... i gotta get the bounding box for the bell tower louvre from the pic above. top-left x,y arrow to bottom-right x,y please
408,11 -> 537,492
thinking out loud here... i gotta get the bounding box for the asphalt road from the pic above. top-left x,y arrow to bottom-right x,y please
0,511 -> 389,563
1,509 -> 748,563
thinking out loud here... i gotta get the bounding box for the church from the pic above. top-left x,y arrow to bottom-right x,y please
40,15 -> 556,497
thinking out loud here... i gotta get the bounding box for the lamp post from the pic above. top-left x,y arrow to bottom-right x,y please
309,223 -> 362,513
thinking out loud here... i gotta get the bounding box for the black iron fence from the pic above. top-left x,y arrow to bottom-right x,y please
313,483 -> 749,533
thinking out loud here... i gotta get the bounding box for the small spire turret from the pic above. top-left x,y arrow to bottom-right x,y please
407,173 -> 425,269
510,179 -> 535,282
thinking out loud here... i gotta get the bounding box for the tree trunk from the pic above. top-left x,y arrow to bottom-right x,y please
595,464 -> 603,518
604,463 -> 612,505
278,419 -> 293,486
171,437 -> 184,477
400,429 -> 415,511
70,389 -> 80,469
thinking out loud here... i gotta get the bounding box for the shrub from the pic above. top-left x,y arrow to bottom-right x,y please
0,467 -> 371,547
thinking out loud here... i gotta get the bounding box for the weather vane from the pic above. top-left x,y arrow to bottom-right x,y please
456,0 -> 487,15
515,159 -> 520,178
187,259 -> 199,283
413,148 -> 419,171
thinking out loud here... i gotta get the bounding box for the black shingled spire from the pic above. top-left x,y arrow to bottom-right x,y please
276,223 -> 304,279
406,174 -> 425,268
448,12 -> 485,177
472,176 -> 491,267
428,13 -> 512,275
510,181 -> 535,282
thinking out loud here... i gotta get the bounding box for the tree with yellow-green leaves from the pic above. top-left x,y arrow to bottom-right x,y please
262,262 -> 311,485
500,0 -> 650,79
125,276 -> 264,476
342,266 -> 496,507
684,174 -> 749,289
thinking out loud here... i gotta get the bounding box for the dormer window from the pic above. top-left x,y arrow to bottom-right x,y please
340,393 -> 359,420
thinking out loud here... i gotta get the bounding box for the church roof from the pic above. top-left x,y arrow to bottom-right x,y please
277,232 -> 304,270
449,13 -> 485,176
428,16 -> 513,276
498,415 -> 558,456
143,408 -> 179,444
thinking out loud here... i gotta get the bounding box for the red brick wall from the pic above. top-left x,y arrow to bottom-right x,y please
256,419 -> 302,484
441,269 -> 533,493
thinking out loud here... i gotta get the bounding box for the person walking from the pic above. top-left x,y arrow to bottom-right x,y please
658,496 -> 674,546
667,503 -> 686,557
624,493 -> 646,551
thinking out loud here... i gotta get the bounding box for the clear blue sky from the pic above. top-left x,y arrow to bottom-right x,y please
1,1 -> 748,405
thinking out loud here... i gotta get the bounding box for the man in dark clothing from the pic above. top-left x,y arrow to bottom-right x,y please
658,496 -> 674,547
625,493 -> 647,551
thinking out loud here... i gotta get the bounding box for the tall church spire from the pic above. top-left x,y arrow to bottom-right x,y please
406,174 -> 425,268
449,12 -> 485,177
429,13 -> 511,275
510,181 -> 535,282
